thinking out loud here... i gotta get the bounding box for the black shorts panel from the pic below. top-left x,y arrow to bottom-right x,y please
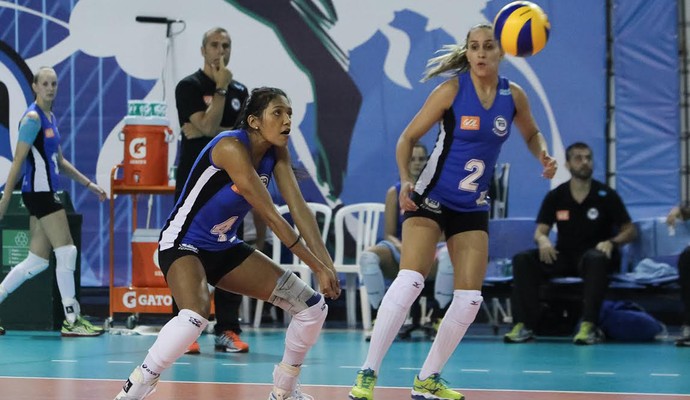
404,204 -> 489,238
22,192 -> 64,219
158,242 -> 255,286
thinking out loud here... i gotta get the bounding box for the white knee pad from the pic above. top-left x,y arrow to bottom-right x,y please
446,289 -> 483,326
286,294 -> 327,351
54,245 -> 77,272
0,252 -> 49,297
148,309 -> 208,370
269,270 -> 321,315
359,251 -> 386,309
434,246 -> 454,309
381,269 -> 425,312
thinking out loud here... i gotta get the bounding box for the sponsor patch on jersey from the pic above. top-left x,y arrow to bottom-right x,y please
493,116 -> 508,137
499,88 -> 512,96
587,207 -> 599,220
178,243 -> 199,253
232,176 -> 269,195
44,127 -> 55,138
556,210 -> 570,221
203,95 -> 212,106
460,116 -> 480,131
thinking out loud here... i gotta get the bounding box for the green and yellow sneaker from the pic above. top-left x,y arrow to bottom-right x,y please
412,373 -> 463,400
503,322 -> 534,343
573,321 -> 603,345
348,368 -> 377,400
61,316 -> 105,337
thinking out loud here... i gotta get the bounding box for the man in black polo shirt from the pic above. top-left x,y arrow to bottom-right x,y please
174,26 -> 249,354
504,142 -> 637,345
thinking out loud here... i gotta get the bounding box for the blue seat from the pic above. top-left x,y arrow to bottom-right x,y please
612,218 -> 683,287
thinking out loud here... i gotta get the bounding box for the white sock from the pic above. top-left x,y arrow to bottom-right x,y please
141,309 -> 208,383
360,251 -> 386,309
434,246 -> 454,309
54,245 -> 78,322
282,295 -> 327,366
363,269 -> 424,373
418,289 -> 482,380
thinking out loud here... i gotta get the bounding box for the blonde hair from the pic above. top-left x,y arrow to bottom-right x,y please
422,24 -> 493,82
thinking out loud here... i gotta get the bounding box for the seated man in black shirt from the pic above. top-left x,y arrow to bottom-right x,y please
504,142 -> 637,345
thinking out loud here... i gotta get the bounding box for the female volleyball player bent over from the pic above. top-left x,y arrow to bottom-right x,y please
114,87 -> 340,400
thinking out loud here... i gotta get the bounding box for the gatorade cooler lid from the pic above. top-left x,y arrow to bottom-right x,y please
132,228 -> 161,242
123,116 -> 170,126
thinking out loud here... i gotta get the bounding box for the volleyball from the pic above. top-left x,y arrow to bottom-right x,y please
493,1 -> 550,57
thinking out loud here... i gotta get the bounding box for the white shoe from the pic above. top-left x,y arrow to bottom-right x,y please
114,367 -> 159,400
268,384 -> 314,400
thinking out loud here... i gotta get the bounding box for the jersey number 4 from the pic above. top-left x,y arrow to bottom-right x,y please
210,216 -> 238,242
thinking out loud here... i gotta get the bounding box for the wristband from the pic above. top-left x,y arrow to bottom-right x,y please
288,234 -> 302,249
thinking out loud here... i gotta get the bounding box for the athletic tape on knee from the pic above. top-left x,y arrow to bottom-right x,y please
0,252 -> 49,294
359,251 -> 385,309
269,270 -> 321,315
148,309 -> 208,371
434,246 -> 454,309
54,245 -> 78,303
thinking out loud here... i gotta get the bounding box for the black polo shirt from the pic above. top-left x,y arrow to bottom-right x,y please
536,179 -> 631,257
174,69 -> 248,197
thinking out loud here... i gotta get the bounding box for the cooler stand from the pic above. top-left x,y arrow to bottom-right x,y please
107,163 -> 178,329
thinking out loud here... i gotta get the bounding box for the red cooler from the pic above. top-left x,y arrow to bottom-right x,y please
131,229 -> 166,287
120,116 -> 173,186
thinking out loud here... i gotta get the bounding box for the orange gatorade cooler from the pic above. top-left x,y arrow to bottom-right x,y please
120,116 -> 173,186
131,229 -> 166,287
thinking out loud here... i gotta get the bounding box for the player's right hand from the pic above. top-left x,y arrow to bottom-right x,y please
213,56 -> 232,89
398,181 -> 418,212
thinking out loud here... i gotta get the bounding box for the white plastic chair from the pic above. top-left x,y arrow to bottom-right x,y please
333,202 -> 385,330
253,202 -> 332,328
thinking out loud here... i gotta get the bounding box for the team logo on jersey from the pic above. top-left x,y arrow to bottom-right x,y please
203,95 -> 212,106
53,192 -> 62,204
556,210 -> 569,221
499,88 -> 512,96
460,116 -> 480,131
44,127 -> 55,138
587,207 -> 599,220
492,116 -> 508,137
421,197 -> 442,214
231,98 -> 241,111
129,137 -> 147,159
178,243 -> 199,253
231,175 -> 269,195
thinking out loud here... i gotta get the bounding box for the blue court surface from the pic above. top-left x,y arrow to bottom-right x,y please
0,325 -> 688,399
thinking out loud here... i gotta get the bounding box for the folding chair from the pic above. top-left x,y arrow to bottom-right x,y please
333,202 -> 385,330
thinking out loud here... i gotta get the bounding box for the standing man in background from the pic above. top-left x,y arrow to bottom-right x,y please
174,26 -> 249,354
